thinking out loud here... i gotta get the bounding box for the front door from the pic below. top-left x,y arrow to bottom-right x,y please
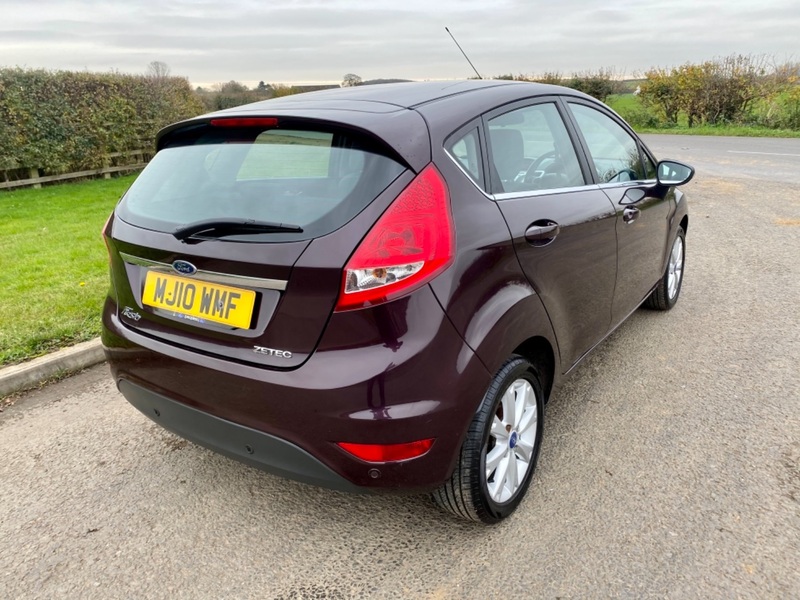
485,100 -> 618,370
566,101 -> 673,326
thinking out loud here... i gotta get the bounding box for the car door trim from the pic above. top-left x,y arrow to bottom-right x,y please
493,183 -> 602,201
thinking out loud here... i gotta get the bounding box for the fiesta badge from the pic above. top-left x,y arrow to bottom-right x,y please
172,260 -> 197,275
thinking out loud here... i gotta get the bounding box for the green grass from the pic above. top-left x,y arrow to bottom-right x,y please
0,175 -> 136,366
606,94 -> 640,113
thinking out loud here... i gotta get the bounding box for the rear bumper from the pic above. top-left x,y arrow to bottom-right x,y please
103,285 -> 492,491
119,378 -> 363,493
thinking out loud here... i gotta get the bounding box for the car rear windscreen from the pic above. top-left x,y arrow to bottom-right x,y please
115,125 -> 406,242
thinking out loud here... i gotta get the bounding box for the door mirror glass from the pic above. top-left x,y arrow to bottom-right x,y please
657,160 -> 694,186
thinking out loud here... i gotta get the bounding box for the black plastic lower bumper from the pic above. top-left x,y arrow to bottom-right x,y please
118,378 -> 364,493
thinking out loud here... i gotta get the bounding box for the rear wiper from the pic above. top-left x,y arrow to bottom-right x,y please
173,219 -> 303,241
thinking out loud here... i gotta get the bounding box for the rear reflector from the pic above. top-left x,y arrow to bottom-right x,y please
336,439 -> 435,463
210,117 -> 278,128
334,163 -> 454,311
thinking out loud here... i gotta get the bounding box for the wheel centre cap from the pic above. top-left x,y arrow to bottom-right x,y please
509,431 -> 518,449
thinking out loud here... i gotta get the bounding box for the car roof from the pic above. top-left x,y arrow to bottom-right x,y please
157,80 -> 598,172
223,80 -> 574,112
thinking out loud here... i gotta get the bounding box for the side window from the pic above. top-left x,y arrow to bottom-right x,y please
643,152 -> 657,179
446,127 -> 483,186
487,103 -> 585,194
569,103 -> 645,183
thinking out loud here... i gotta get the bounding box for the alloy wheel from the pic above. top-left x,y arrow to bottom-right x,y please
484,379 -> 538,503
667,235 -> 684,300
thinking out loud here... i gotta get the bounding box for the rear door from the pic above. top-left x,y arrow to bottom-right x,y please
565,101 -> 672,325
107,119 -> 409,368
485,99 -> 618,370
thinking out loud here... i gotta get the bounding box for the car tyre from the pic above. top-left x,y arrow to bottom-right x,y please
432,355 -> 544,524
645,226 -> 685,311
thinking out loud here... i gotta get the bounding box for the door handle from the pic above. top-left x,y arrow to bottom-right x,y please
525,221 -> 560,246
622,207 -> 639,223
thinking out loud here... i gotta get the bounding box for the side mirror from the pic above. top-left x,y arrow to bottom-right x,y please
657,160 -> 694,186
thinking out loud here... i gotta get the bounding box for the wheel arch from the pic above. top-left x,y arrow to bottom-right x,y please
661,195 -> 689,273
512,336 -> 556,403
462,285 -> 561,404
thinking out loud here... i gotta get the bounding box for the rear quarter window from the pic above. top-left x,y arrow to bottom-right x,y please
446,127 -> 483,187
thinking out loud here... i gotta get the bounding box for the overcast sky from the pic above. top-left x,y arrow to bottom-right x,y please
1,0 -> 798,87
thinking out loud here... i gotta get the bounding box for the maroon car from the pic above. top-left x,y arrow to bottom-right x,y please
102,80 -> 693,523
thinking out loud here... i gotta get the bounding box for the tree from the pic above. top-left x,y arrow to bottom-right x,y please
532,72 -> 563,85
341,73 -> 362,87
640,55 -> 791,127
146,61 -> 171,81
216,80 -> 249,94
271,83 -> 291,97
566,68 -> 623,103
640,68 -> 682,124
255,81 -> 274,97
207,81 -> 254,110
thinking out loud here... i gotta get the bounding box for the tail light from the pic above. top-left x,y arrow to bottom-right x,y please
334,164 -> 454,311
101,212 -> 113,264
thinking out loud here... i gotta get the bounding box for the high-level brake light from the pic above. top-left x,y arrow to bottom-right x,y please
209,117 -> 279,128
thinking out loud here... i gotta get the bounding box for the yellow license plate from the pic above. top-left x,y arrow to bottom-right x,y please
142,271 -> 256,329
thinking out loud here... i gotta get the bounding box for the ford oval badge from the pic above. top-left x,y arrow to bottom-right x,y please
172,260 -> 197,275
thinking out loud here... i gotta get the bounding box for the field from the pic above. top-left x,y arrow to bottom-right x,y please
0,175 -> 135,365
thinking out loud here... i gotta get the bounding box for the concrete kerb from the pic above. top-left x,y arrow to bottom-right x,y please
0,339 -> 105,398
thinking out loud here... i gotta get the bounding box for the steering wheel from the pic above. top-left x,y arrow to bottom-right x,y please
521,150 -> 557,183
604,168 -> 639,183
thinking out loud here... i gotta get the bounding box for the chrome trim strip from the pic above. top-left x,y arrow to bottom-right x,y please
493,184 -> 601,201
595,178 -> 657,191
444,149 -> 494,200
119,252 -> 288,291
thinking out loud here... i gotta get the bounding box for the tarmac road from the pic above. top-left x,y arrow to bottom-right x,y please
1,135 -> 799,599
642,133 -> 800,184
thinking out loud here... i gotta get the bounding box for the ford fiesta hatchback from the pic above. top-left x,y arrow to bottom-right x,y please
102,80 -> 693,523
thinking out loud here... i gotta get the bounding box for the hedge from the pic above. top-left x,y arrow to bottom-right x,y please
0,68 -> 205,177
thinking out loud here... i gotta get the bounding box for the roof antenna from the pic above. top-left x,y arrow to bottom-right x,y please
445,27 -> 482,79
